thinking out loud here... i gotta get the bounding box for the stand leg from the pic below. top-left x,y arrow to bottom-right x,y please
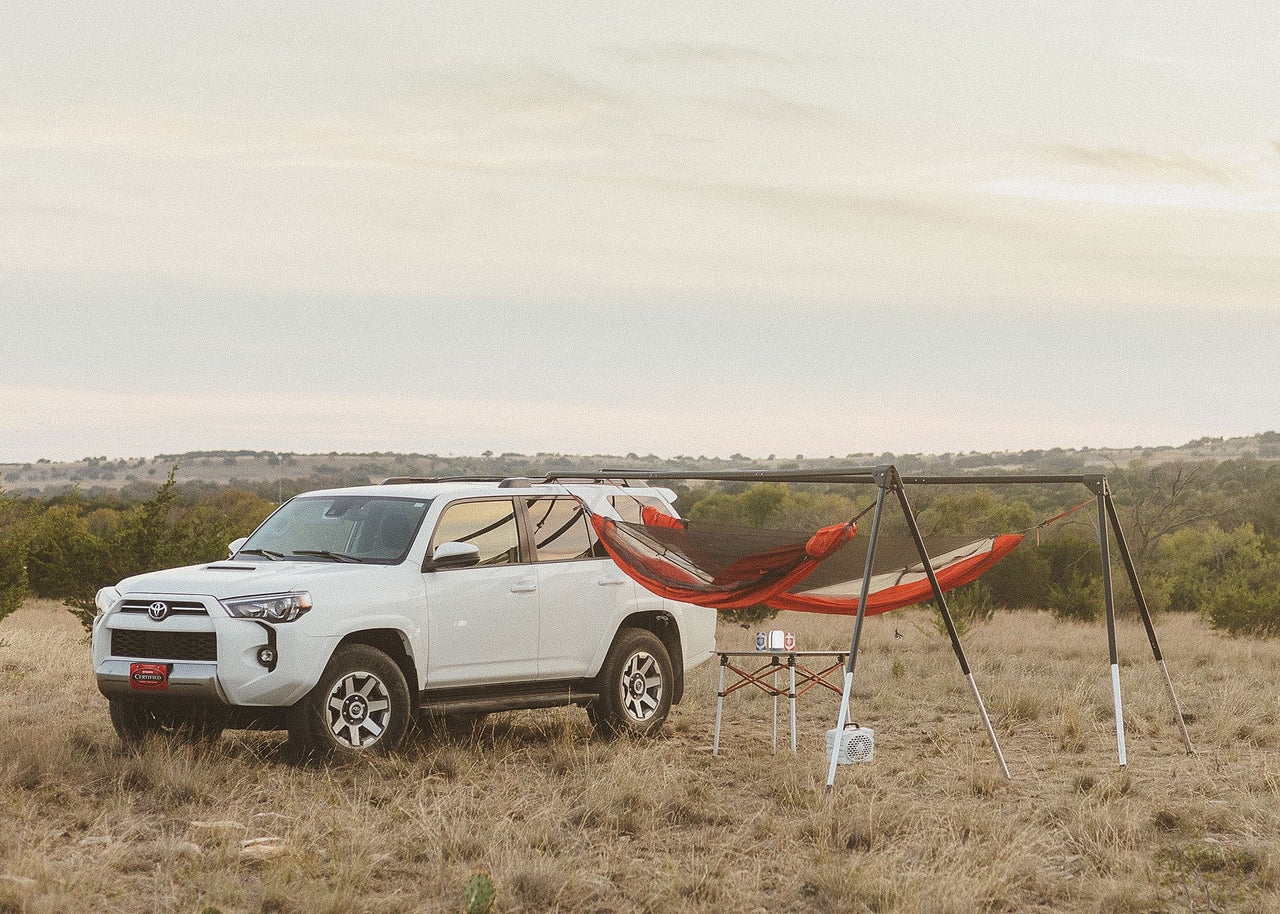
1098,489 -> 1127,768
896,475 -> 1011,779
827,482 -> 888,788
967,673 -> 1010,780
1104,492 -> 1194,754
713,656 -> 726,757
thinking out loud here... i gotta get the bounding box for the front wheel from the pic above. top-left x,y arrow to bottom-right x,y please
588,627 -> 673,738
288,645 -> 411,758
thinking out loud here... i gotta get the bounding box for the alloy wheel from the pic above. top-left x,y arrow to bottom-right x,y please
620,651 -> 663,723
326,670 -> 393,749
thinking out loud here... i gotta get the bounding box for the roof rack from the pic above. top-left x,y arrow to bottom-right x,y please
380,475 -> 510,485
381,474 -> 647,488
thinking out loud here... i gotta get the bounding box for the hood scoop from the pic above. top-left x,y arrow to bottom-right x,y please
205,563 -> 258,571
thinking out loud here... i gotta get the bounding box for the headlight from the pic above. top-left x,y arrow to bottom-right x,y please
95,586 -> 121,615
221,592 -> 313,623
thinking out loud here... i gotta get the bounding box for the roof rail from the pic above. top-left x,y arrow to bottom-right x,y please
538,475 -> 643,486
380,474 -> 646,487
380,475 -> 510,485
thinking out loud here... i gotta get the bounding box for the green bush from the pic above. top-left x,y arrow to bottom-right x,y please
925,580 -> 995,639
1152,524 -> 1280,636
22,468 -> 276,630
1047,569 -> 1103,623
0,490 -> 30,623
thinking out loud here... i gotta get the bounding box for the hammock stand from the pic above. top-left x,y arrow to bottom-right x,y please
540,464 -> 1194,789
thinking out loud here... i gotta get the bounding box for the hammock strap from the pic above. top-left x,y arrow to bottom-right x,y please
1023,497 -> 1095,546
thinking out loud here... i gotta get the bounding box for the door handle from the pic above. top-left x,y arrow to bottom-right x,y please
597,577 -> 627,586
510,580 -> 537,593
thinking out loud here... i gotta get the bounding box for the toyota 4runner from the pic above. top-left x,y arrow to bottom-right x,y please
91,477 -> 717,755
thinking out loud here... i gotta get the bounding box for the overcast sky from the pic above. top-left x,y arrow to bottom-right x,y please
2,2 -> 1277,463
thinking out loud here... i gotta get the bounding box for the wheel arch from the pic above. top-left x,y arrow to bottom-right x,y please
616,611 -> 684,704
337,628 -> 419,692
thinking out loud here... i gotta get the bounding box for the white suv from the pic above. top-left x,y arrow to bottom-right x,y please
91,477 -> 716,755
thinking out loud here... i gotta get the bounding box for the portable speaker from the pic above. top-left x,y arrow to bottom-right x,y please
826,725 -> 875,764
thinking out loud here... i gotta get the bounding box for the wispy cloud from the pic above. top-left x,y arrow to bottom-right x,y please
975,178 -> 1280,213
1041,144 -> 1241,184
709,89 -> 837,126
608,40 -> 798,66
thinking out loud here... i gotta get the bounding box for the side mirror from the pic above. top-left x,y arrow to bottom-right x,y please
426,541 -> 482,571
228,537 -> 248,558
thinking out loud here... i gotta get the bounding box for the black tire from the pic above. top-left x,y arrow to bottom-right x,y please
288,644 -> 411,758
588,627 -> 673,738
109,699 -> 224,746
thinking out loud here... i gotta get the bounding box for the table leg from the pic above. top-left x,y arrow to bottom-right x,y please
771,660 -> 779,755
789,656 -> 797,753
713,655 -> 726,757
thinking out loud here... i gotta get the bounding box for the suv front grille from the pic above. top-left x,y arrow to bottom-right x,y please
111,630 -> 217,662
119,599 -> 208,616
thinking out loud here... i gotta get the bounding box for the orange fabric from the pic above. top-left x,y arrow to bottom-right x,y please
589,514 -> 856,610
641,505 -> 686,529
766,534 -> 1024,615
805,523 -> 857,560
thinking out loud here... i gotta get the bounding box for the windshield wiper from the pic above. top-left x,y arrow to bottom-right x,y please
292,549 -> 362,563
236,548 -> 285,561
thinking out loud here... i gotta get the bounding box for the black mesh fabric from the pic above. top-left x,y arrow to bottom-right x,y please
615,518 -> 979,595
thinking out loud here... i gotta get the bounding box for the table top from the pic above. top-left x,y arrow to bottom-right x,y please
713,650 -> 848,658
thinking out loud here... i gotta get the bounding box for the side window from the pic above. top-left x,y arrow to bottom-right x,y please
430,499 -> 521,566
526,497 -> 602,561
610,495 -> 675,524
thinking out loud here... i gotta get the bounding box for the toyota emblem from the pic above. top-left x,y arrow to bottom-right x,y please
147,601 -> 170,621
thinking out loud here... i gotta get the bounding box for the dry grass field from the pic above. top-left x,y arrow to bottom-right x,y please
2,600 -> 1278,913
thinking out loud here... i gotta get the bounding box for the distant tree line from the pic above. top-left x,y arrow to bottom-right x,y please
0,458 -> 1278,636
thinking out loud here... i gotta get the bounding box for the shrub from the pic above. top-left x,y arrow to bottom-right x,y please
1153,524 -> 1280,637
21,467 -> 274,630
0,490 -> 30,623
1048,569 -> 1103,623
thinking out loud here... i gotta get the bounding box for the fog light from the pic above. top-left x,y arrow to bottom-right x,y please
257,647 -> 276,667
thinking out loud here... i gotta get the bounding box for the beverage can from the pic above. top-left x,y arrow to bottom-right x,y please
754,631 -> 767,651
783,631 -> 796,652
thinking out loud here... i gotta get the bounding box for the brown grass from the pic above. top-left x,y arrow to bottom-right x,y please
2,599 -> 1279,913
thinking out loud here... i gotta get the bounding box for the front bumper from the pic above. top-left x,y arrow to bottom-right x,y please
92,593 -> 331,707
95,659 -> 224,701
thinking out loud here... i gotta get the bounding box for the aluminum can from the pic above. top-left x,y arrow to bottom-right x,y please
754,631 -> 767,651
783,631 -> 796,651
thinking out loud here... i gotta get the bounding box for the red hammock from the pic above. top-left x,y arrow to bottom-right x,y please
588,504 -> 1022,616
766,534 -> 1023,615
586,513 -> 854,611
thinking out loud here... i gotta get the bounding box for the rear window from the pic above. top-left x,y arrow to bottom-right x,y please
525,497 -> 604,561
609,494 -> 675,525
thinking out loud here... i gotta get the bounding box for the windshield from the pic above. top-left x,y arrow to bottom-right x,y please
239,495 -> 432,564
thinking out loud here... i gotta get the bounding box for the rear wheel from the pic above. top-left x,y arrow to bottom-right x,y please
288,645 -> 411,757
588,627 -> 673,738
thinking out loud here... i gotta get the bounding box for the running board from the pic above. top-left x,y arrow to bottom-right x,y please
420,679 -> 598,716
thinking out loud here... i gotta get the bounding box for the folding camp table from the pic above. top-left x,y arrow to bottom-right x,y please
711,650 -> 848,755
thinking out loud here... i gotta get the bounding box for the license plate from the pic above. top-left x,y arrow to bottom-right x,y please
129,662 -> 169,691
